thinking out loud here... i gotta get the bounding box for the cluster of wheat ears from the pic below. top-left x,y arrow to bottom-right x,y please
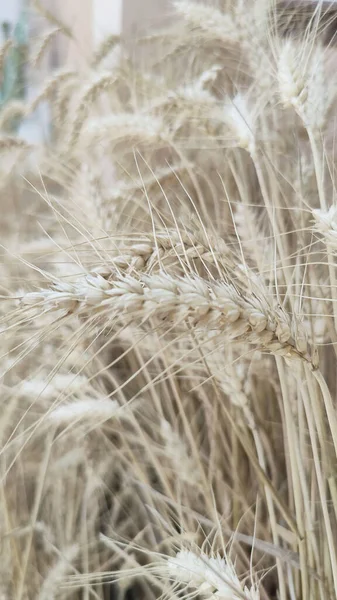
2,0 -> 337,598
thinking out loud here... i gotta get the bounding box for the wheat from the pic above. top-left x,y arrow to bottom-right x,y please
312,206 -> 337,246
46,398 -> 120,426
166,549 -> 259,600
277,40 -> 331,132
173,1 -> 237,44
160,419 -> 202,485
66,72 -> 119,149
92,34 -> 120,67
91,228 -> 230,274
84,113 -> 167,147
19,373 -> 89,401
29,69 -> 76,112
0,39 -> 12,80
0,136 -> 31,152
32,0 -> 72,37
38,545 -> 78,600
3,2 -> 337,599
18,270 -> 315,365
224,94 -> 257,154
30,28 -> 62,68
0,101 -> 27,131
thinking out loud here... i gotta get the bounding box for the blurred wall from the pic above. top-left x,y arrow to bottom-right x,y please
122,0 -> 172,37
0,0 -> 23,43
52,0 -> 93,68
93,0 -> 123,42
49,0 -> 170,66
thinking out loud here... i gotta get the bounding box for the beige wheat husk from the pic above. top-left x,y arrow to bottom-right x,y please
1,1 -> 337,599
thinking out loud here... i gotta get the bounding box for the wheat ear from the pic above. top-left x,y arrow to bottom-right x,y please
91,228 -> 230,275
166,549 -> 259,600
19,271 -> 315,366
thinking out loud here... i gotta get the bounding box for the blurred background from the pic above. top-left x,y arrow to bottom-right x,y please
1,0 -> 337,145
0,0 -> 171,143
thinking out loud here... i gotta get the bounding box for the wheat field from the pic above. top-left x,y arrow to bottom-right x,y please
1,1 -> 337,598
